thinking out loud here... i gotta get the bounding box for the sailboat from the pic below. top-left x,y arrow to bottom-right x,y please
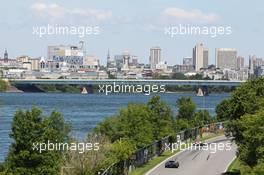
81,87 -> 88,94
196,88 -> 204,96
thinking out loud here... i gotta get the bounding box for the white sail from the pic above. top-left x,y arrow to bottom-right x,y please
197,88 -> 204,96
81,87 -> 88,94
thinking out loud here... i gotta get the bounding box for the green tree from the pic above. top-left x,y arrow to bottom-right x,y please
236,109 -> 264,167
188,74 -> 203,80
5,107 -> 70,175
108,73 -> 116,79
226,78 -> 264,120
216,78 -> 264,143
116,104 -> 154,148
95,104 -> 154,148
216,77 -> 264,174
215,99 -> 233,121
192,110 -> 211,127
147,96 -> 174,140
94,116 -> 121,142
176,97 -> 196,120
0,79 -> 8,92
107,140 -> 135,162
174,118 -> 190,132
171,73 -> 187,80
65,134 -> 112,175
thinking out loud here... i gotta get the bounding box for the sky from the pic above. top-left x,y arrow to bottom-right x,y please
0,0 -> 263,65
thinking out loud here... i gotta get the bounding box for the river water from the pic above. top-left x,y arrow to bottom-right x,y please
0,92 -> 229,162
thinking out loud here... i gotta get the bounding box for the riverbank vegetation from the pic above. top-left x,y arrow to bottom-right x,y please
216,77 -> 264,174
0,107 -> 70,175
0,95 -> 214,175
2,77 -> 263,175
0,79 -> 8,92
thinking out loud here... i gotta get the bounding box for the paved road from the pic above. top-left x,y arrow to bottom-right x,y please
146,136 -> 237,175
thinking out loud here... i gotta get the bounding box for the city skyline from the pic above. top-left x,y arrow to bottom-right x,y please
0,43 -> 261,67
0,0 -> 263,65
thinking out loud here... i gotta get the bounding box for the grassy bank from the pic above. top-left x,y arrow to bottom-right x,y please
129,150 -> 178,175
227,158 -> 241,174
0,79 -> 8,92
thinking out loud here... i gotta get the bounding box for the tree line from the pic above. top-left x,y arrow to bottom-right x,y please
0,95 -> 213,175
0,79 -> 8,92
216,77 -> 264,174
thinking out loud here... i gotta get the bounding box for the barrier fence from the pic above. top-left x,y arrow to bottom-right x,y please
100,122 -> 226,175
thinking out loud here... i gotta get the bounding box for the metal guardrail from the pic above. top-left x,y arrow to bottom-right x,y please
100,122 -> 226,175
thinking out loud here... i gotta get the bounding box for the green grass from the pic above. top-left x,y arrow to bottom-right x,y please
227,158 -> 241,173
129,132 -> 224,175
129,150 -> 179,175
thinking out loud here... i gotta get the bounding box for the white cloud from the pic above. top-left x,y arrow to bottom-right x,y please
31,2 -> 112,22
162,7 -> 219,23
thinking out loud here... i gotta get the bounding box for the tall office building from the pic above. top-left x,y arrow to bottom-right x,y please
249,55 -> 264,76
192,43 -> 208,71
48,45 -> 84,70
122,51 -> 130,71
236,56 -> 245,69
149,46 -> 161,70
215,48 -> 237,69
4,49 -> 8,63
114,55 -> 124,71
107,49 -> 111,67
249,55 -> 256,75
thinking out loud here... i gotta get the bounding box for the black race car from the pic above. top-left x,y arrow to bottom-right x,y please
193,141 -> 206,147
165,160 -> 179,168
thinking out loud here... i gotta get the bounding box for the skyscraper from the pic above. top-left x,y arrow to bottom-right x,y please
106,49 -> 111,68
236,56 -> 245,69
192,43 -> 208,71
149,46 -> 161,70
215,48 -> 237,69
4,49 -> 8,63
122,51 -> 130,71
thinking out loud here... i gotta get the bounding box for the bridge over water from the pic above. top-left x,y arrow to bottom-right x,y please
10,79 -> 244,86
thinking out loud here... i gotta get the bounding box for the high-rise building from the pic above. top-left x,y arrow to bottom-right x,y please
249,55 -> 256,75
84,55 -> 100,70
249,55 -> 264,77
106,49 -> 111,68
192,43 -> 208,71
122,51 -> 130,71
114,55 -> 123,71
236,56 -> 244,69
131,55 -> 139,66
29,58 -> 40,71
149,46 -> 161,70
255,58 -> 264,67
4,49 -> 8,63
47,45 -> 84,70
183,57 -> 193,66
215,48 -> 237,69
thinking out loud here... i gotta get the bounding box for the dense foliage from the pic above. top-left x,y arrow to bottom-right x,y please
95,96 -> 175,148
1,107 -> 70,175
0,79 -> 8,92
175,97 -> 212,132
0,95 -> 213,175
216,77 -> 264,174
